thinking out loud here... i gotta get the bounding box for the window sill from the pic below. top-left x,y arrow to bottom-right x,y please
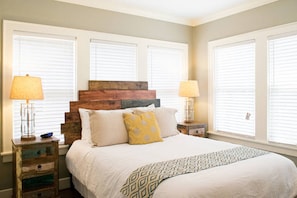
207,131 -> 297,157
1,144 -> 69,163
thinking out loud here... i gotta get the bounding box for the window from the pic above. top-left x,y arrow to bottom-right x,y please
268,33 -> 297,145
213,41 -> 255,136
90,40 -> 137,80
12,34 -> 76,139
209,21 -> 297,155
148,46 -> 186,120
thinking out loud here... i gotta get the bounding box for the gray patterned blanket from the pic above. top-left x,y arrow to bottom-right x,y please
120,146 -> 269,198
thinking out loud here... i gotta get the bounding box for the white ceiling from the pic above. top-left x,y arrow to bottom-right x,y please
56,0 -> 278,26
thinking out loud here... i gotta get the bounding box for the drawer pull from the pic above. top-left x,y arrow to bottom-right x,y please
22,162 -> 54,172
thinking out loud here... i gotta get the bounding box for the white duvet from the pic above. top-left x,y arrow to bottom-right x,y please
66,134 -> 297,198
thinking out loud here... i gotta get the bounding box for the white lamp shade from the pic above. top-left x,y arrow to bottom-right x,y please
10,74 -> 44,102
178,80 -> 200,97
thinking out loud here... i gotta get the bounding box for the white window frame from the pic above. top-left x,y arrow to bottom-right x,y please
2,20 -> 188,157
208,21 -> 297,157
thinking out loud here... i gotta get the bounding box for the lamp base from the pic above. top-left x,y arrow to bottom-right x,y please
20,103 -> 36,141
21,135 -> 36,141
184,97 -> 195,123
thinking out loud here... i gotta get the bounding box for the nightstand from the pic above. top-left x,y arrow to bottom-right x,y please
12,137 -> 59,198
177,122 -> 208,137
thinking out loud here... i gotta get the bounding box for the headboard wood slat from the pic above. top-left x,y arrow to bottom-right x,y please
78,90 -> 156,101
121,99 -> 160,109
70,100 -> 121,112
89,80 -> 148,90
61,122 -> 81,144
65,112 -> 80,122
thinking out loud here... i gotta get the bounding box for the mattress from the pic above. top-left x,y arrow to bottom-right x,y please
66,134 -> 297,198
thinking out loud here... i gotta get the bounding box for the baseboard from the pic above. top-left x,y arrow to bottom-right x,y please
0,177 -> 71,198
0,188 -> 12,198
59,176 -> 71,190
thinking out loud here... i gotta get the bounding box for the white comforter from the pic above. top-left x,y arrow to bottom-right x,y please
66,134 -> 297,198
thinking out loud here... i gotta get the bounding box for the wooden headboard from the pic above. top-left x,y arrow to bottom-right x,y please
61,81 -> 160,145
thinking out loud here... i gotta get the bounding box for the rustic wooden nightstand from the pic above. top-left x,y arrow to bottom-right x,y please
177,122 -> 208,138
12,136 -> 59,198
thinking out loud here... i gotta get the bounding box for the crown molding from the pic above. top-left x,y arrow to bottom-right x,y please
192,0 -> 279,26
56,0 -> 279,27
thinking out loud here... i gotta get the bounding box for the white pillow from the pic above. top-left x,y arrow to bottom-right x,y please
154,107 -> 180,138
128,103 -> 155,111
89,109 -> 132,146
78,108 -> 92,143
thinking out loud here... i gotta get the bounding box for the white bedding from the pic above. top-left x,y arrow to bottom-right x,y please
66,134 -> 297,198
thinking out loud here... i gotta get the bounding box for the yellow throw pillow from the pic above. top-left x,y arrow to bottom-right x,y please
123,111 -> 163,144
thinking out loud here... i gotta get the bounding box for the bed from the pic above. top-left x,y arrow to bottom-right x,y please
62,81 -> 297,198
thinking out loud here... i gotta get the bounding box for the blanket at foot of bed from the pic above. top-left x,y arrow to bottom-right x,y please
120,146 -> 269,198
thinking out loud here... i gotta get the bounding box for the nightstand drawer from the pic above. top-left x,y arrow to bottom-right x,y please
189,128 -> 205,136
177,122 -> 208,138
22,162 -> 55,174
23,188 -> 55,198
22,144 -> 55,160
22,174 -> 54,189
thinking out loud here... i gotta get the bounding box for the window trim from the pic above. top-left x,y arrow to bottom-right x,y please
2,20 -> 188,156
208,21 -> 297,157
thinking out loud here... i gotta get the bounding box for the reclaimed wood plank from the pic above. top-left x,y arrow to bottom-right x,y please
65,112 -> 80,122
79,90 -> 156,101
121,99 -> 160,109
61,122 -> 81,144
69,100 -> 121,112
64,132 -> 81,145
61,122 -> 81,134
89,80 -> 148,90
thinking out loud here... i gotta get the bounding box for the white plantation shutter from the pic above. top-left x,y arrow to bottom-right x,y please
147,46 -> 185,120
90,40 -> 137,80
13,34 -> 75,139
214,41 -> 255,136
268,33 -> 297,145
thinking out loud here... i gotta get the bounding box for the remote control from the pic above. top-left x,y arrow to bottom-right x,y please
40,132 -> 53,138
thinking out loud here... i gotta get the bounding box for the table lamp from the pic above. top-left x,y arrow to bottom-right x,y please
178,80 -> 200,123
10,74 -> 44,140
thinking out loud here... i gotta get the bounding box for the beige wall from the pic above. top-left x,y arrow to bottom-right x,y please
0,0 -> 192,190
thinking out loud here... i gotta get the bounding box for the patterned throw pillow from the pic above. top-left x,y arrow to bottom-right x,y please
123,111 -> 163,144
134,107 -> 180,138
